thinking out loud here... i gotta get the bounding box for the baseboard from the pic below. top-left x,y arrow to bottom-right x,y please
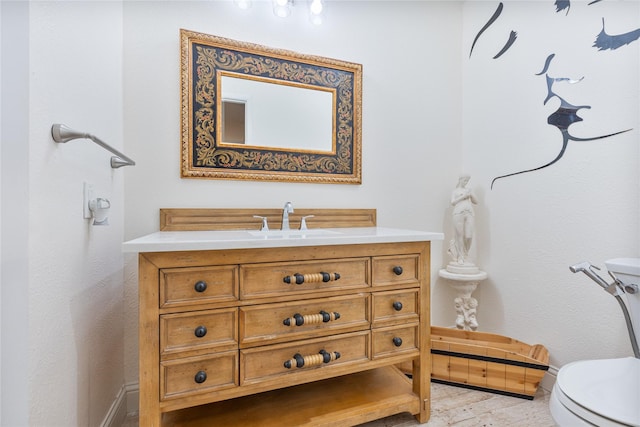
126,382 -> 140,416
101,382 -> 139,427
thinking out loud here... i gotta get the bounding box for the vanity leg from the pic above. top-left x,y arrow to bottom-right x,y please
139,254 -> 162,427
415,243 -> 431,423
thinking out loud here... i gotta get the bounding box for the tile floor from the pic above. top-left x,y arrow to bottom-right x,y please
122,382 -> 555,426
359,383 -> 555,427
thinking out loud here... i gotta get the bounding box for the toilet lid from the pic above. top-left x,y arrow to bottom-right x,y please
557,357 -> 640,426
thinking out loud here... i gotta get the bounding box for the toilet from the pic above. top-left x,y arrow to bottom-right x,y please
550,258 -> 640,427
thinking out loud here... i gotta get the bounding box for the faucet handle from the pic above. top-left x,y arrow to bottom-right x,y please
299,215 -> 315,230
253,215 -> 270,231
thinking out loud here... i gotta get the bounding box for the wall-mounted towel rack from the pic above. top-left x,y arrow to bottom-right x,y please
51,124 -> 136,168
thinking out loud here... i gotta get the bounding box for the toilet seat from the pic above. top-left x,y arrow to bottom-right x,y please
552,357 -> 640,426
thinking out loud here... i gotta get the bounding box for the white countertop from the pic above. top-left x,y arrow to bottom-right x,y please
122,227 -> 444,253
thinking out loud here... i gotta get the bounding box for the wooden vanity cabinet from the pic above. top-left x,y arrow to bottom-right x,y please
138,241 -> 432,426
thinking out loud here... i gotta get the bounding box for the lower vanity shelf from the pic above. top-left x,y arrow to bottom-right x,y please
162,365 -> 421,427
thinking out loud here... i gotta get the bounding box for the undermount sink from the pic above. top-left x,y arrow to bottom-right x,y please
247,229 -> 341,238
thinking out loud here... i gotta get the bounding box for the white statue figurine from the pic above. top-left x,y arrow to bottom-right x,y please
440,174 -> 486,330
449,174 -> 477,267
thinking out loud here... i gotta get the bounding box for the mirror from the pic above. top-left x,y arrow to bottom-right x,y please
220,74 -> 334,151
180,29 -> 362,184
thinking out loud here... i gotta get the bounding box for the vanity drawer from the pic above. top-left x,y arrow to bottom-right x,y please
160,308 -> 238,358
372,255 -> 419,287
160,266 -> 239,308
239,331 -> 370,385
240,258 -> 369,300
372,324 -> 419,360
371,289 -> 419,327
239,294 -> 370,347
160,350 -> 238,400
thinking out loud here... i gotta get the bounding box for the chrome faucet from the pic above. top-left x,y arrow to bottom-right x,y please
281,201 -> 294,230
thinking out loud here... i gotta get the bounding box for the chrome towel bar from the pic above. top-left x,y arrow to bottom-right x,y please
51,123 -> 135,168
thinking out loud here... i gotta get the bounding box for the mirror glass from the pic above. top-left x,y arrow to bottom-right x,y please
221,99 -> 246,144
220,75 -> 334,152
180,30 -> 362,184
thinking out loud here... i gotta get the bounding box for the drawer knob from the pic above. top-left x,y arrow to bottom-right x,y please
283,310 -> 341,326
194,371 -> 207,384
194,281 -> 207,293
194,326 -> 207,338
393,301 -> 403,311
393,266 -> 403,276
393,337 -> 403,347
284,350 -> 341,369
283,272 -> 340,285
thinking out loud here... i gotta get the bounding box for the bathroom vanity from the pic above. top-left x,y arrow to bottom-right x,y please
123,209 -> 442,426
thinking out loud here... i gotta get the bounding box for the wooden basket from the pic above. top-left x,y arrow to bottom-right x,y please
430,326 -> 549,400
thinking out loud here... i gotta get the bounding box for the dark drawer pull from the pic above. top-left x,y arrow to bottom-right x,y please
283,310 -> 340,326
283,272 -> 340,285
393,337 -> 403,347
194,281 -> 207,293
393,301 -> 403,311
283,349 -> 340,369
194,326 -> 207,338
393,266 -> 403,276
194,370 -> 207,384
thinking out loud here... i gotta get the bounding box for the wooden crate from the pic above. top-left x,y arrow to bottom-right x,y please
430,327 -> 549,400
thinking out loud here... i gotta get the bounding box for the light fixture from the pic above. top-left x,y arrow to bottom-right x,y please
272,0 -> 292,18
233,0 -> 251,10
309,0 -> 323,25
235,0 -> 324,24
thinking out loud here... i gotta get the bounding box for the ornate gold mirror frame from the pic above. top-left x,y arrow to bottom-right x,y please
180,29 -> 363,184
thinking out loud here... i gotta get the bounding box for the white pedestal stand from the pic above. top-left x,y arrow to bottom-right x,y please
439,266 -> 487,331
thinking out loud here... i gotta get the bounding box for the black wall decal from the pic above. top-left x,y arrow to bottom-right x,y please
556,0 -> 605,15
593,18 -> 640,50
470,2 -> 503,58
555,0 -> 570,15
491,54 -> 632,189
536,53 -> 555,76
493,31 -> 518,59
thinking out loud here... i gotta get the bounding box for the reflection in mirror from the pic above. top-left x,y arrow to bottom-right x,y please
220,75 -> 334,152
221,100 -> 246,144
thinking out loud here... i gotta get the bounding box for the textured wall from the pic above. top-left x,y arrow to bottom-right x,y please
461,1 -> 639,367
26,2 -> 125,425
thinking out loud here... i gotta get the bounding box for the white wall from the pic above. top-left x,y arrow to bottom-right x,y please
0,6 -> 2,419
1,2 -> 29,424
0,6 -> 2,421
461,1 -> 640,366
8,1 -> 126,425
122,0 -> 461,386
